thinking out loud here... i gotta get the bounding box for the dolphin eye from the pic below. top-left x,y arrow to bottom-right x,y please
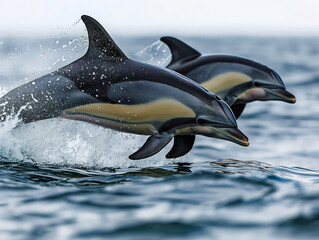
196,117 -> 208,125
253,81 -> 261,88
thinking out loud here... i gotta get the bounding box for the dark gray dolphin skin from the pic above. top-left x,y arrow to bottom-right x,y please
161,36 -> 296,118
0,15 -> 248,160
158,36 -> 296,157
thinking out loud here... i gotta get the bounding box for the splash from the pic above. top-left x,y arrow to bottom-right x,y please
0,86 -> 180,170
0,24 -> 88,86
133,40 -> 171,67
0,114 -> 186,169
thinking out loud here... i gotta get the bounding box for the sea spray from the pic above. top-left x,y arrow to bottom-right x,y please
0,115 -> 183,169
133,40 -> 171,66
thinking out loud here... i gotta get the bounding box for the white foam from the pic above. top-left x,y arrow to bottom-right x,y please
0,116 -> 188,169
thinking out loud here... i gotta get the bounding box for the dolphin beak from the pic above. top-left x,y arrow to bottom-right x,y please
217,128 -> 250,146
191,126 -> 249,146
196,127 -> 249,146
265,88 -> 296,103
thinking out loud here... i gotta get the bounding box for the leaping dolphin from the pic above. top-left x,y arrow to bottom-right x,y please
161,36 -> 296,118
0,15 -> 248,160
157,36 -> 296,158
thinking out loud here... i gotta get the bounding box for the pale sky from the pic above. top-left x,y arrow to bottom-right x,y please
1,0 -> 319,37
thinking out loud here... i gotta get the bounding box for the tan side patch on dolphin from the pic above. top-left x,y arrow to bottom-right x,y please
64,99 -> 196,123
62,113 -> 157,135
201,72 -> 252,94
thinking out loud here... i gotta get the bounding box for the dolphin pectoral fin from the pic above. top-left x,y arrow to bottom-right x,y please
129,134 -> 173,160
81,15 -> 127,59
166,135 -> 195,159
231,103 -> 246,119
160,37 -> 201,67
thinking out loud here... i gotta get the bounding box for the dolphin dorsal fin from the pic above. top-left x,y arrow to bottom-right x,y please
81,15 -> 127,59
160,37 -> 201,67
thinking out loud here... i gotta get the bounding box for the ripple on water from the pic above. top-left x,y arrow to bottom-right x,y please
1,37 -> 319,240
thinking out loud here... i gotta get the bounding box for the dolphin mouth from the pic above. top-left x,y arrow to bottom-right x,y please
265,88 -> 296,103
216,127 -> 250,146
196,116 -> 236,128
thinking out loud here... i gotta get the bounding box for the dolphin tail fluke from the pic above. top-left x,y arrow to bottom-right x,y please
166,135 -> 195,159
160,37 -> 201,67
129,134 -> 173,160
81,15 -> 127,59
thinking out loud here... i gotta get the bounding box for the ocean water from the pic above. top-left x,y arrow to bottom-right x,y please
0,35 -> 319,240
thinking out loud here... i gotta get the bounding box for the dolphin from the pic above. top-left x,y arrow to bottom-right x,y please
160,36 -> 296,118
0,15 -> 248,160
156,36 -> 296,157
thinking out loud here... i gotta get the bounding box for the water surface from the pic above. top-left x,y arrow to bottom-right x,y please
0,35 -> 319,239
